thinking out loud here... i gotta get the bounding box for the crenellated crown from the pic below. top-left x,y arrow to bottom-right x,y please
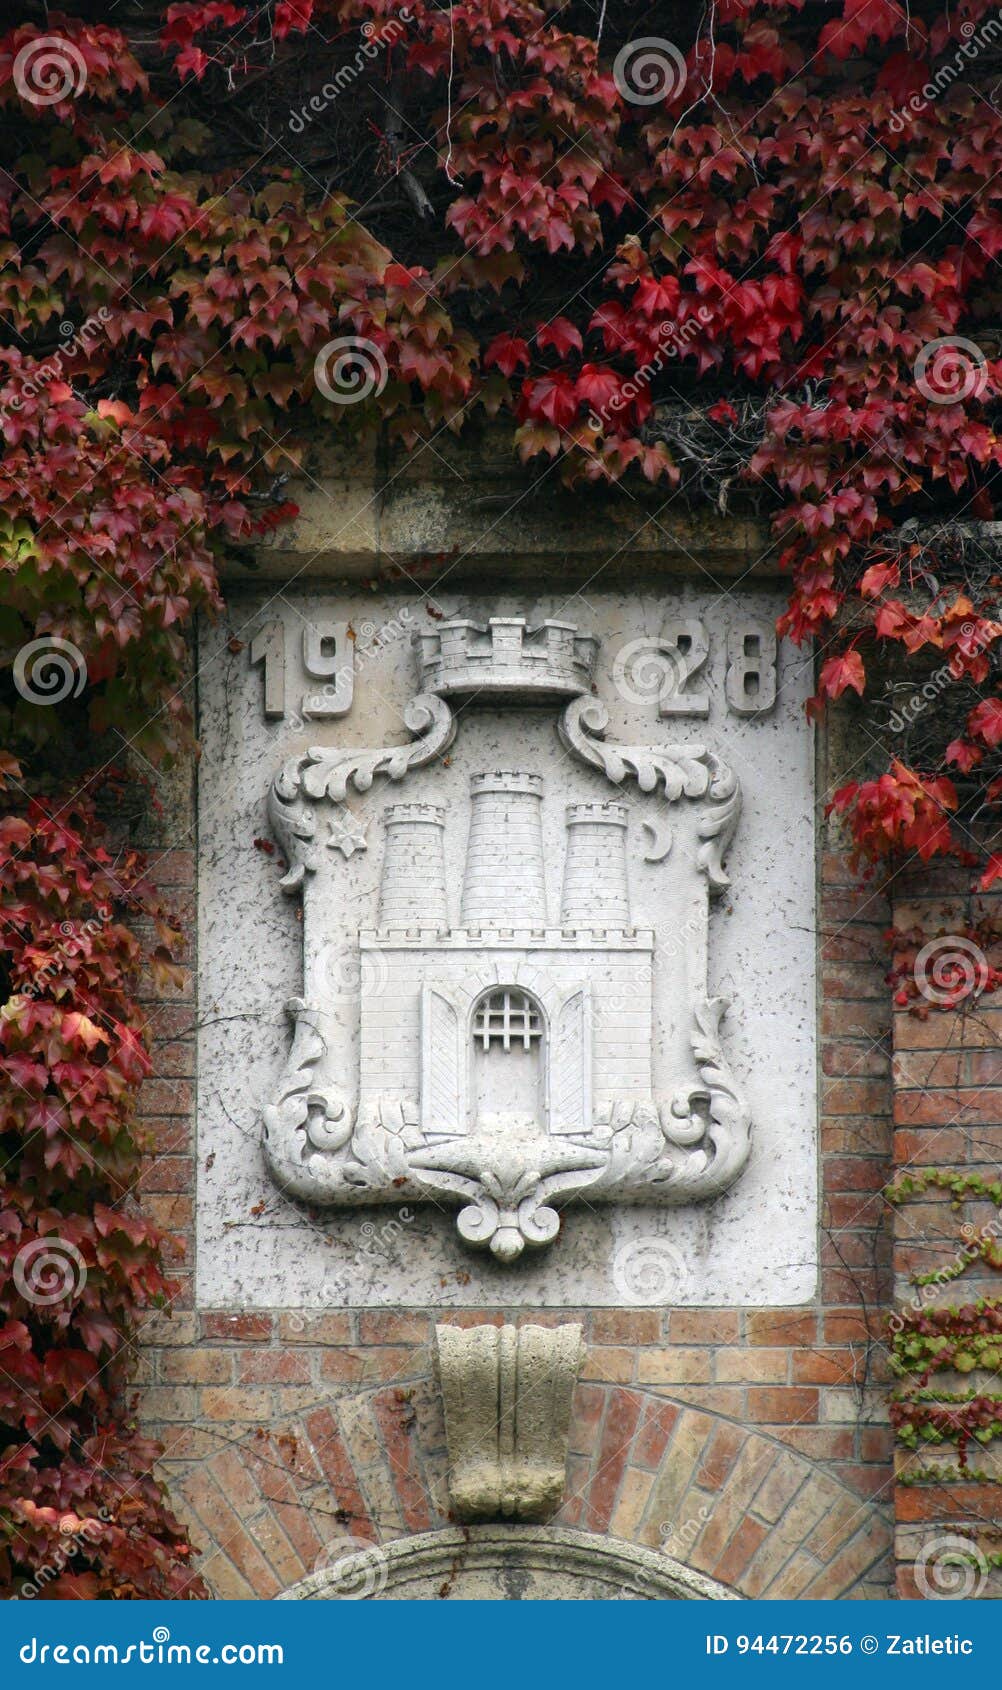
415,616 -> 598,703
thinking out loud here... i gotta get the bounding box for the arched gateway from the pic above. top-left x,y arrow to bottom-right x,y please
278,1527 -> 740,1602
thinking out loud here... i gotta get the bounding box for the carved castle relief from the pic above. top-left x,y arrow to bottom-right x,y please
262,615 -> 752,1261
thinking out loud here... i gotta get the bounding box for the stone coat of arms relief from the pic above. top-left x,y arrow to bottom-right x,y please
261,614 -> 752,1262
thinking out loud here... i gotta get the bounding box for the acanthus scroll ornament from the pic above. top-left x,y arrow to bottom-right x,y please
557,694 -> 741,894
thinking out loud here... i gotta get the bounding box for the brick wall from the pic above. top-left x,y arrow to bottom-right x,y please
128,825 -> 911,1599
888,864 -> 1002,1600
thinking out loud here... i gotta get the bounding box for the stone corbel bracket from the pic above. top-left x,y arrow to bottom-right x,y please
435,1322 -> 585,1523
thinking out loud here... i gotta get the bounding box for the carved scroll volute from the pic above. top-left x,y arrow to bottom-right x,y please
557,694 -> 741,895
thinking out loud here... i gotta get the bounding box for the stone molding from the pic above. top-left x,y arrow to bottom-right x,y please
278,1525 -> 741,1601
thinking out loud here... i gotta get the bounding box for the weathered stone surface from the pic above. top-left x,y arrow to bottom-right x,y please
196,582 -> 816,1306
435,1321 -> 583,1522
278,1524 -> 741,1600
225,431 -> 774,581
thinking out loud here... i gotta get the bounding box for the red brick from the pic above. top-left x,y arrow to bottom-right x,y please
895,1483 -> 999,1521
669,1310 -> 741,1344
278,1313 -> 352,1344
747,1311 -> 817,1347
822,1269 -> 890,1305
773,1427 -> 855,1461
137,1156 -> 192,1193
747,1387 -> 818,1423
590,1310 -> 662,1345
239,1351 -> 312,1384
791,1348 -> 862,1386
303,1407 -> 373,1536
823,1309 -> 876,1344
632,1400 -> 679,1470
823,1041 -> 889,1077
893,1128 -> 969,1164
821,1079 -> 890,1115
822,1002 -> 890,1039
821,1122 -> 890,1156
861,1426 -> 895,1462
372,1389 -> 433,1532
568,1382 -> 606,1456
138,1078 -> 193,1115
823,964 -> 888,1000
137,1117 -> 192,1153
966,1049 -> 1002,1085
893,1050 -> 963,1089
895,1006 -> 1002,1049
148,848 -> 195,886
584,1389 -> 643,1533
696,1423 -> 745,1488
894,1089 -> 1002,1126
357,1312 -> 431,1345
822,931 -> 886,964
824,1192 -> 884,1228
714,1515 -> 769,1586
823,1158 -> 889,1192
202,1313 -> 274,1343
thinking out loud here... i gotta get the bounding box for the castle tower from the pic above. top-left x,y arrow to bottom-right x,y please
461,772 -> 547,927
378,803 -> 448,929
560,801 -> 631,928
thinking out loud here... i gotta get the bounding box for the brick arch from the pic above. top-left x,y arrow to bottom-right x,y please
169,1371 -> 889,1600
